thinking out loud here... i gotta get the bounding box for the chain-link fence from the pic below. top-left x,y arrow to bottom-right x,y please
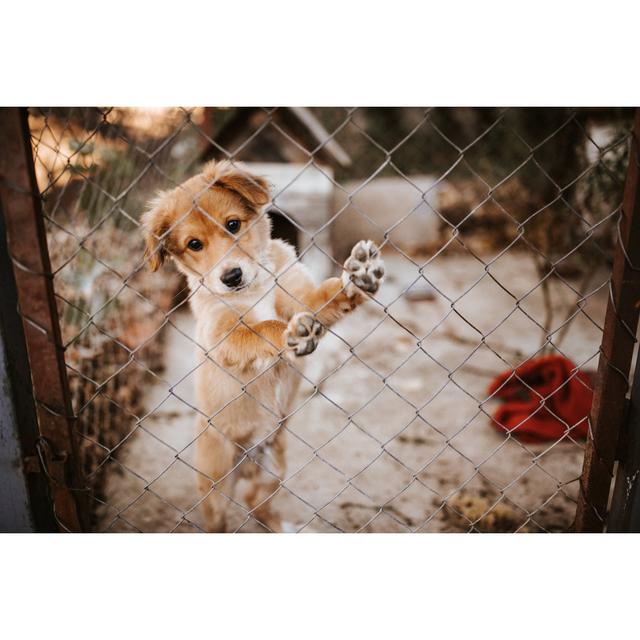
6,106 -> 638,532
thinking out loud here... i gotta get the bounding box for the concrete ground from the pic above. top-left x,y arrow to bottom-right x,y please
97,249 -> 606,533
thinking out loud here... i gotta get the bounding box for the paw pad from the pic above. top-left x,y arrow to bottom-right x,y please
343,240 -> 385,296
285,312 -> 324,357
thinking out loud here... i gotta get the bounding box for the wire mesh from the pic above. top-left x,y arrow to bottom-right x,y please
26,107 -> 634,532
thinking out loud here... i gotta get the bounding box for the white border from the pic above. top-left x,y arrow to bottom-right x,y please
1,534 -> 638,639
2,0 -> 640,105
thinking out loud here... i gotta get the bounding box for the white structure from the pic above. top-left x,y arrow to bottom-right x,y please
331,175 -> 445,260
243,162 -> 335,280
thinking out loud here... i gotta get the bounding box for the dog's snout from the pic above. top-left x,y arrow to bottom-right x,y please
221,267 -> 243,289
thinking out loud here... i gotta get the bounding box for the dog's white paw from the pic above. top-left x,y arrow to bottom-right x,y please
285,312 -> 324,357
281,521 -> 298,533
342,239 -> 385,297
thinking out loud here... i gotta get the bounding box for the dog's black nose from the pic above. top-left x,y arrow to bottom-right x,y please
221,267 -> 243,288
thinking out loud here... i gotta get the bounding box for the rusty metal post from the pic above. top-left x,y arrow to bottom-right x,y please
0,202 -> 58,531
607,350 -> 640,531
0,107 -> 86,532
574,108 -> 640,532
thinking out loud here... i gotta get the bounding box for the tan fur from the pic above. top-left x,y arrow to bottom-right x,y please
142,160 -> 381,532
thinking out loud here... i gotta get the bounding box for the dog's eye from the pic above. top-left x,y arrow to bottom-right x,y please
225,219 -> 241,234
187,238 -> 203,251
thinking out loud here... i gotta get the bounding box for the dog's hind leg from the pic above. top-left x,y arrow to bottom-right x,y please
195,425 -> 239,533
242,428 -> 287,532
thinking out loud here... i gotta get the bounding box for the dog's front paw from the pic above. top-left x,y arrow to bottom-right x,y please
285,312 -> 324,357
342,239 -> 385,296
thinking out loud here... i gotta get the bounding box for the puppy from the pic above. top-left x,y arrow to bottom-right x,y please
143,160 -> 384,531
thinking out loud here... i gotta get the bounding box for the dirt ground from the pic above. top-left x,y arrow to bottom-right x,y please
97,249 -> 606,533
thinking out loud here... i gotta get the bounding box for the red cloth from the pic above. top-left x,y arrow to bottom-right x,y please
487,355 -> 592,442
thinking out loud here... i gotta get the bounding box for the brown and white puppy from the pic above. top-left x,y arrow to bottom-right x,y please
143,160 -> 384,532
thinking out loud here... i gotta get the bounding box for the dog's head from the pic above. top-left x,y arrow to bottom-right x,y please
142,161 -> 271,295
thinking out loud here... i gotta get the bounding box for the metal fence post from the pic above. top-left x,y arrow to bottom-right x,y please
0,107 -> 86,532
574,108 -> 640,532
607,350 -> 640,531
0,204 -> 58,532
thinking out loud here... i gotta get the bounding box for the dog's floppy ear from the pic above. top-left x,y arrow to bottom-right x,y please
203,161 -> 270,208
141,195 -> 170,272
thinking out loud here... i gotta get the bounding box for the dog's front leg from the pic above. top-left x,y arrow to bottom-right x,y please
214,320 -> 288,369
297,240 -> 385,328
215,317 -> 328,363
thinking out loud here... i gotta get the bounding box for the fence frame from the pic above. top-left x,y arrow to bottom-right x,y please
0,107 -> 87,532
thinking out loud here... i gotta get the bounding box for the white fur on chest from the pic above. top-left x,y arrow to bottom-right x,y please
247,288 -> 277,322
